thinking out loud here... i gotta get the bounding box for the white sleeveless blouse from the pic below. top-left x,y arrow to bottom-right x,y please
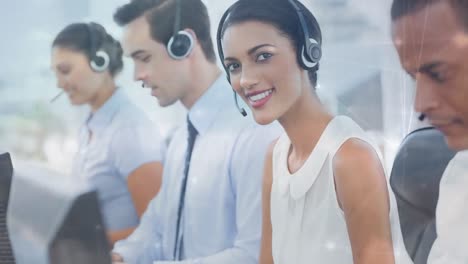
270,116 -> 412,264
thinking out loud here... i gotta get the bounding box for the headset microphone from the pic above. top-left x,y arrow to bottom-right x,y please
50,91 -> 64,103
233,91 -> 247,117
418,113 -> 426,121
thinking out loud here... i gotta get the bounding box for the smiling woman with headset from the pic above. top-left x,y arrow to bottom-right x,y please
217,0 -> 412,263
50,22 -> 165,246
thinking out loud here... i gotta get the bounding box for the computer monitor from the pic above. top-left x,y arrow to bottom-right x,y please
7,164 -> 111,264
0,152 -> 15,264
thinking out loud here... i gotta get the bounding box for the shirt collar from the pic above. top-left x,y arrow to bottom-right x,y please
188,74 -> 232,135
86,88 -> 126,133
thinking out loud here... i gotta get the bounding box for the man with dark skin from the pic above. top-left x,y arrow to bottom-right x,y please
391,0 -> 468,262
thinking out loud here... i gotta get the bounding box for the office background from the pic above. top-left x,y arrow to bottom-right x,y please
0,0 -> 417,174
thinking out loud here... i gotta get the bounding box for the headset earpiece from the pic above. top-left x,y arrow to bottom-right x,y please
307,40 -> 322,62
167,30 -> 194,60
86,23 -> 110,72
300,38 -> 321,69
90,50 -> 110,72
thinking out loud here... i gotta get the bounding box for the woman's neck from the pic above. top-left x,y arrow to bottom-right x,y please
278,90 -> 333,160
90,78 -> 116,113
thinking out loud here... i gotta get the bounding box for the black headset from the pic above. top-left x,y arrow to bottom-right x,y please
167,0 -> 194,60
85,23 -> 110,72
287,0 -> 322,70
216,0 -> 322,116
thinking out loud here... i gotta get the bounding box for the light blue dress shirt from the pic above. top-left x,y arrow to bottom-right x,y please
113,75 -> 281,264
72,88 -> 165,231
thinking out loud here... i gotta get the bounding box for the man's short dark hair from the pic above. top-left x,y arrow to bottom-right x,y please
114,0 -> 216,62
391,0 -> 468,30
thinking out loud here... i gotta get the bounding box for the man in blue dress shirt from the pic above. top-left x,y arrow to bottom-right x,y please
111,0 -> 281,263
